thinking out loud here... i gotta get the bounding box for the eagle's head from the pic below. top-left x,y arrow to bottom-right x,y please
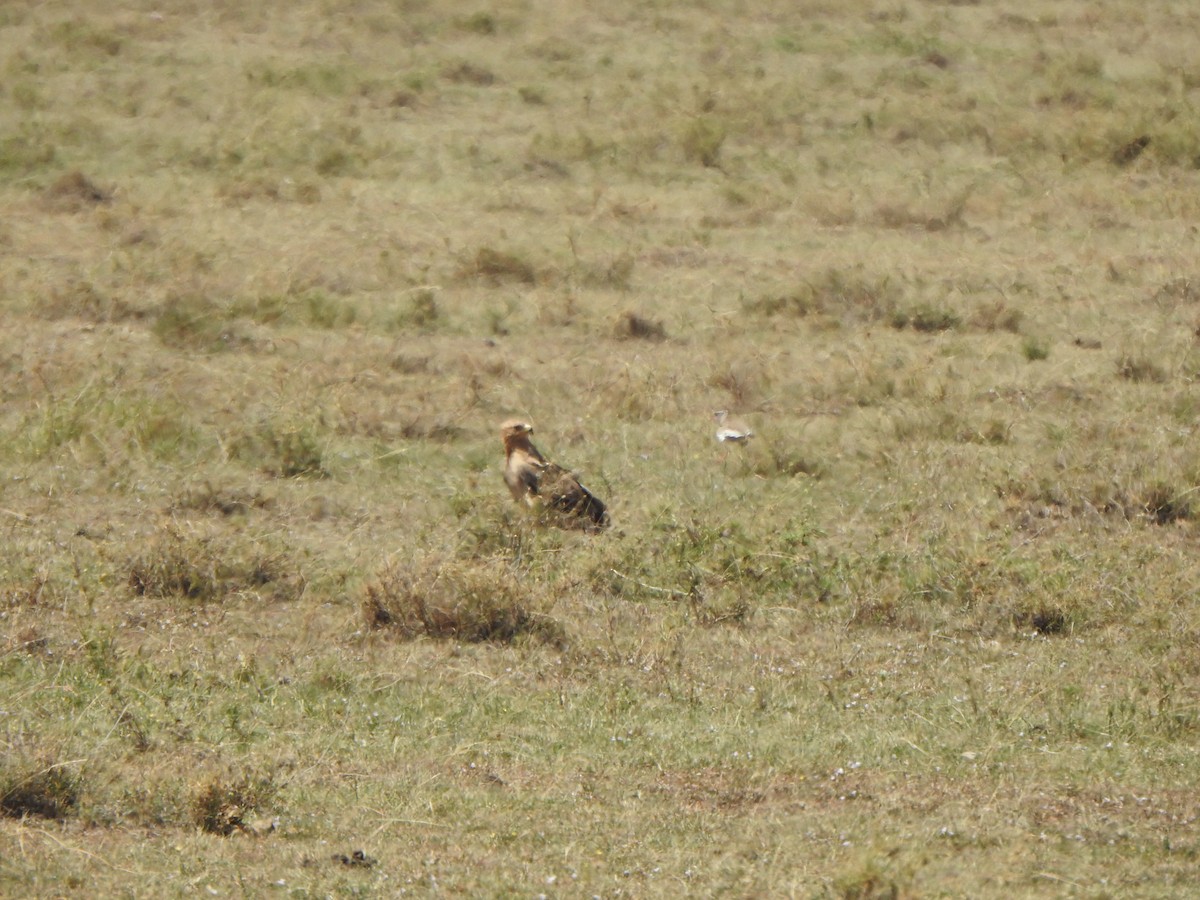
499,418 -> 533,438
499,419 -> 536,455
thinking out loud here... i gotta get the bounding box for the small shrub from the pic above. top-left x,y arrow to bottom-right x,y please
1022,336 -> 1050,361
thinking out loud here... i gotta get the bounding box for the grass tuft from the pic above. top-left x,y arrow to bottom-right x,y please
614,310 -> 667,341
1116,353 -> 1168,383
1014,602 -> 1071,636
191,770 -> 279,836
127,527 -> 295,603
743,269 -> 903,325
970,299 -> 1024,333
443,61 -> 497,85
152,294 -> 237,351
891,303 -> 960,333
457,11 -> 498,35
1111,134 -> 1151,167
680,116 -> 726,168
173,484 -> 272,518
363,557 -> 566,647
463,247 -> 538,284
1,759 -> 80,821
834,858 -> 911,900
392,288 -> 441,330
1142,482 -> 1196,525
232,421 -> 329,479
43,170 -> 111,210
1021,336 -> 1051,361
755,446 -> 828,479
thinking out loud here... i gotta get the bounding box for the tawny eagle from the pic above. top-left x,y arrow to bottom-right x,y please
499,419 -> 609,529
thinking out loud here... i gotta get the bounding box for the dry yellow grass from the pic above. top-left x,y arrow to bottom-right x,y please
3,0 -> 1200,896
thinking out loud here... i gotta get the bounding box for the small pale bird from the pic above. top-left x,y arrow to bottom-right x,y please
713,410 -> 754,445
499,419 -> 609,529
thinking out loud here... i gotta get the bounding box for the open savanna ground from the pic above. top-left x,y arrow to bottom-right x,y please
3,0 -> 1200,895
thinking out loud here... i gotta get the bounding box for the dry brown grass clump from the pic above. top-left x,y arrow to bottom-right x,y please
461,247 -> 538,285
363,557 -> 566,647
42,169 -> 111,210
127,527 -> 295,603
614,310 -> 667,342
0,760 -> 80,821
191,770 -> 279,836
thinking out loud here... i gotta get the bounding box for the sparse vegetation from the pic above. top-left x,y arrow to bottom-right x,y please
3,1 -> 1200,896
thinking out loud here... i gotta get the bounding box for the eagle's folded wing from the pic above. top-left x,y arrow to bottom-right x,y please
539,463 -> 609,529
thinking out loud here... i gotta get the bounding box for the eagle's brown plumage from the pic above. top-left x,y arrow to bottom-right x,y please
500,419 -> 609,529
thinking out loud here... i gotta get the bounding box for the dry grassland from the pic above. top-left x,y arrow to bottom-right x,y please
2,0 -> 1200,896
